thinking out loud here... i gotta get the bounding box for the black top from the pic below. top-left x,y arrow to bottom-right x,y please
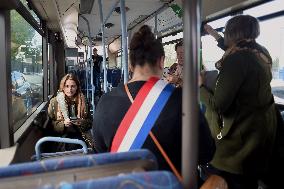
93,81 -> 215,172
92,54 -> 103,73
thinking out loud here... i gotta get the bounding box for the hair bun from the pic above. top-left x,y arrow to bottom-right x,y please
130,25 -> 155,50
129,25 -> 164,67
138,25 -> 153,38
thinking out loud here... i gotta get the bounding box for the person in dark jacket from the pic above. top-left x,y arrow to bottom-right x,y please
92,48 -> 103,95
200,15 -> 278,189
93,25 -> 215,174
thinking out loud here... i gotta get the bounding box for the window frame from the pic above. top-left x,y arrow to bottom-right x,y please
0,0 -> 49,147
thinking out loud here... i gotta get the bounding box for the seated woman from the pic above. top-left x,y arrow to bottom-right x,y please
48,73 -> 93,151
93,25 -> 215,177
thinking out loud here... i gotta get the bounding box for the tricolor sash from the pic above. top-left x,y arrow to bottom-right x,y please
111,77 -> 175,152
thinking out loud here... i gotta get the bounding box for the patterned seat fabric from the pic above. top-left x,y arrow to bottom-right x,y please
43,171 -> 183,189
0,149 -> 157,178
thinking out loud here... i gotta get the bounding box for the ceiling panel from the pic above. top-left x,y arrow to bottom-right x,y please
78,0 -> 165,45
31,0 -> 79,47
31,0 -> 266,48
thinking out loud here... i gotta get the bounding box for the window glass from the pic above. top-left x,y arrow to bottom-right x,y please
162,32 -> 183,44
243,1 -> 284,18
11,10 -> 43,131
163,43 -> 177,68
201,34 -> 224,71
257,17 -> 284,104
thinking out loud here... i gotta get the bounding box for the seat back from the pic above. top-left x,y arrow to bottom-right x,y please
42,171 -> 183,189
0,159 -> 157,189
0,149 -> 157,179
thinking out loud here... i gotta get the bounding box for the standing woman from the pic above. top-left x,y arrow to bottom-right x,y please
200,15 -> 278,189
48,73 -> 93,151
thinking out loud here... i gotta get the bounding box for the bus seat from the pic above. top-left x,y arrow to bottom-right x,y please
42,171 -> 183,189
0,149 -> 157,179
0,159 -> 157,189
34,137 -> 89,161
107,68 -> 121,87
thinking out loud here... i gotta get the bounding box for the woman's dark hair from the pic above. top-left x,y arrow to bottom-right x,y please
175,41 -> 183,51
129,25 -> 164,67
225,15 -> 260,45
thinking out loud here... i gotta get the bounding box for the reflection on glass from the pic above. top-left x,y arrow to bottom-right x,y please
11,10 -> 43,131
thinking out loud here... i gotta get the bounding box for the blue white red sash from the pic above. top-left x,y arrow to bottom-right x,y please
111,77 -> 175,152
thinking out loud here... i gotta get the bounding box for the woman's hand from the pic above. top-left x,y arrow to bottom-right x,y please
167,74 -> 179,84
204,24 -> 222,41
64,118 -> 72,127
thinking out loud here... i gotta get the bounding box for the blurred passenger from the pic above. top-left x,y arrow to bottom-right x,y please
11,84 -> 27,126
166,41 -> 184,87
200,15 -> 277,189
93,25 -> 215,177
48,73 -> 93,151
92,48 -> 103,95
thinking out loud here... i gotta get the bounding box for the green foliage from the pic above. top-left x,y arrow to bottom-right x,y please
10,10 -> 35,59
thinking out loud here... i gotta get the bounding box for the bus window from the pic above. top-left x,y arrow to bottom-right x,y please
11,10 -> 43,132
243,1 -> 284,104
164,43 -> 177,68
257,17 -> 284,104
201,34 -> 224,71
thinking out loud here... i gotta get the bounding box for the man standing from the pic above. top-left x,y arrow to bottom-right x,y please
166,41 -> 184,87
92,48 -> 103,95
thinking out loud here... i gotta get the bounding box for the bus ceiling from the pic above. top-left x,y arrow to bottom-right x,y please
29,0 -> 268,49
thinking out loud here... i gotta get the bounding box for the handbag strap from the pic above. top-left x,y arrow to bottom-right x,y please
124,84 -> 182,182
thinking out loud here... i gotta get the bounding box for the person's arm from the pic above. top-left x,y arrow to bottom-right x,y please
216,37 -> 226,51
47,99 -> 65,133
200,52 -> 247,114
204,24 -> 226,51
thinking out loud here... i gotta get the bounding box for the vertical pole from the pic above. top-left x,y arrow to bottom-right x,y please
49,43 -> 55,95
85,45 -> 89,99
182,0 -> 201,188
98,0 -> 108,93
79,15 -> 95,114
154,14 -> 158,39
0,10 -> 13,147
42,21 -> 49,101
120,0 -> 128,83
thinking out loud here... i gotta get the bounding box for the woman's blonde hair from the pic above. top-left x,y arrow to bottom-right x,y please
59,73 -> 81,97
